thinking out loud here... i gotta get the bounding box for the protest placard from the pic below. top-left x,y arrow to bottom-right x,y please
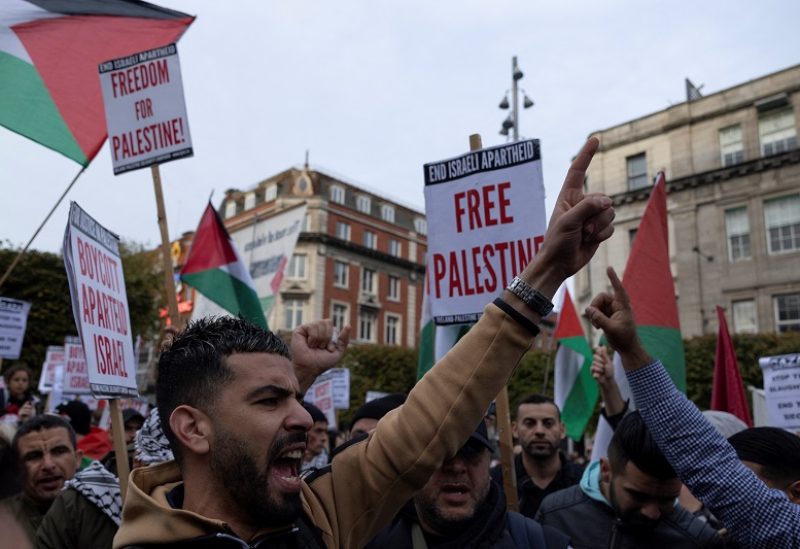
63,336 -> 90,395
38,345 -> 65,394
423,139 -> 545,324
306,368 -> 350,410
311,379 -> 336,428
64,203 -> 138,397
759,353 -> 800,430
0,297 -> 32,359
99,43 -> 192,175
192,205 -> 307,323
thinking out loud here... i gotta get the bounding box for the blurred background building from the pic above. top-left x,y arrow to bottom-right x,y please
575,64 -> 800,339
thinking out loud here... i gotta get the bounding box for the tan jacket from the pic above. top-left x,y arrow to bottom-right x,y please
113,304 -> 532,548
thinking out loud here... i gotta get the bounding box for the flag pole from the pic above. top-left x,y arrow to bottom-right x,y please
0,165 -> 87,291
469,133 -> 519,512
151,164 -> 181,328
109,398 -> 131,502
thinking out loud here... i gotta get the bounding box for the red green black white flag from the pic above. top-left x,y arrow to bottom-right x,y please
181,204 -> 268,330
0,0 -> 193,165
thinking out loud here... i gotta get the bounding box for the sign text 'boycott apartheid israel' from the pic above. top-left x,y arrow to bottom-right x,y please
423,140 -> 545,324
99,43 -> 192,174
63,203 -> 138,398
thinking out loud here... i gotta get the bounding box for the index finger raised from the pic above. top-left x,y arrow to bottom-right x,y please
559,137 -> 599,198
606,267 -> 630,306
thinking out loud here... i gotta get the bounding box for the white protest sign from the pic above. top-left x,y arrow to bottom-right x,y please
63,337 -> 90,395
759,353 -> 800,430
306,368 -> 350,410
46,364 -> 65,413
63,203 -> 138,398
310,379 -> 336,428
99,43 -> 192,175
192,205 -> 307,324
0,297 -> 32,359
423,139 -> 545,324
366,390 -> 389,403
38,345 -> 65,394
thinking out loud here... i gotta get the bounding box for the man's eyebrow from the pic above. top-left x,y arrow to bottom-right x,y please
246,385 -> 299,401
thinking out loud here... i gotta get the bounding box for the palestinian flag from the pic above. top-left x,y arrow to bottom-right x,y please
592,171 -> 685,459
0,0 -> 193,165
181,204 -> 267,330
622,171 -> 686,391
553,288 -> 597,440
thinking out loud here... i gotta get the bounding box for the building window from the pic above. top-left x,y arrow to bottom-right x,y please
287,254 -> 306,279
719,124 -> 744,166
732,300 -> 758,334
759,108 -> 797,156
362,268 -> 376,294
774,294 -> 800,332
628,229 -> 638,249
626,153 -> 648,191
332,303 -> 348,332
244,192 -> 256,211
330,185 -> 345,204
359,312 -> 377,342
356,195 -> 371,214
363,230 -> 377,249
388,275 -> 400,301
389,239 -> 402,257
385,314 -> 401,345
764,194 -> 800,254
335,221 -> 351,241
301,213 -> 309,232
333,261 -> 348,287
414,218 -> 427,235
265,184 -> 278,202
381,204 -> 395,223
224,200 -> 237,219
725,207 -> 751,261
283,298 -> 304,330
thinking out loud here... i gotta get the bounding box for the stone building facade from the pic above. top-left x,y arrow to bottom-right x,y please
575,64 -> 800,338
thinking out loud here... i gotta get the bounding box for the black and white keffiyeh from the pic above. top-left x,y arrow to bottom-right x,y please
66,460 -> 122,525
134,408 -> 174,465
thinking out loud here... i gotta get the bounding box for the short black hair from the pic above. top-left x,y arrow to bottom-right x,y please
515,394 -> 561,421
12,415 -> 77,459
156,316 -> 291,462
729,427 -> 800,489
607,412 -> 676,481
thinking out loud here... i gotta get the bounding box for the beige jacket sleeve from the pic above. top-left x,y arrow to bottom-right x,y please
303,303 -> 532,548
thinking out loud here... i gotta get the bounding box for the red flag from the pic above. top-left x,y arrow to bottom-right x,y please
711,306 -> 752,426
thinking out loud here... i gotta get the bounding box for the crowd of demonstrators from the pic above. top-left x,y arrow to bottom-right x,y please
2,137 -> 798,548
586,266 -> 800,547
366,421 -> 571,549
536,412 -> 721,547
490,395 -> 583,518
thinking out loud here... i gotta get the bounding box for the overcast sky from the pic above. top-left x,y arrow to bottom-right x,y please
3,0 -> 799,258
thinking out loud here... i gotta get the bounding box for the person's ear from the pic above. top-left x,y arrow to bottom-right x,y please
600,458 -> 612,484
74,449 -> 84,472
559,421 -> 566,440
787,480 -> 800,504
511,421 -> 518,439
170,405 -> 213,457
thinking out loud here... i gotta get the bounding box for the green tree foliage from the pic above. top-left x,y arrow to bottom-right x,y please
0,242 -> 164,384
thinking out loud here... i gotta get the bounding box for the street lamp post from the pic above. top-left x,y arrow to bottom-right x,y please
498,55 -> 534,141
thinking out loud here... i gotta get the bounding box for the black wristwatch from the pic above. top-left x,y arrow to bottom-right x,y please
506,276 -> 554,317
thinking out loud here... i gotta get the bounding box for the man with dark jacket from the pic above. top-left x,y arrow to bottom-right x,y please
491,395 -> 583,518
536,412 -> 721,548
366,422 -> 570,548
112,138 -> 616,548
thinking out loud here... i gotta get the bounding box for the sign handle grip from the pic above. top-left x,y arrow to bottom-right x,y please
109,398 -> 131,503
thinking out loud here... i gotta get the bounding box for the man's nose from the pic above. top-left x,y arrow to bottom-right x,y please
441,454 -> 468,474
41,452 -> 57,471
288,400 -> 314,432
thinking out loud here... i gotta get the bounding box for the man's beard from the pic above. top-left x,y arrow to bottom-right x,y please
608,478 -> 661,532
414,480 -> 491,536
523,438 -> 558,460
211,427 -> 305,528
